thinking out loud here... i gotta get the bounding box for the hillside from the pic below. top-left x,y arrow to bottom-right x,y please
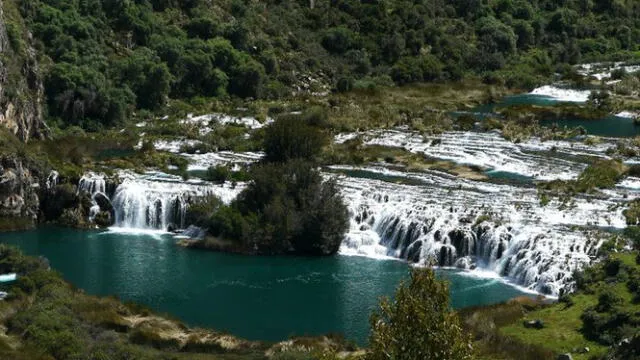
3,0 -> 639,132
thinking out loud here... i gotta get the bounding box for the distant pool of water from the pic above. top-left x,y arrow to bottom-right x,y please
0,227 -> 531,344
468,94 -> 640,138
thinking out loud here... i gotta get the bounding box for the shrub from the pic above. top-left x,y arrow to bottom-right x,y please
321,27 -> 357,54
596,290 -> 624,312
205,165 -> 231,184
575,160 -> 626,192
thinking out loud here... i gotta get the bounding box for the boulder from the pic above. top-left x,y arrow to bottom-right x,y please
93,192 -> 113,213
557,354 -> 572,360
180,225 -> 206,240
523,319 -> 545,329
0,169 -> 18,194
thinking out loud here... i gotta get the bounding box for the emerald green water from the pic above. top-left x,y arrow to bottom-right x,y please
0,227 -> 530,344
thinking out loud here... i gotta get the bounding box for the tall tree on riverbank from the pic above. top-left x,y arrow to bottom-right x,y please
368,267 -> 473,360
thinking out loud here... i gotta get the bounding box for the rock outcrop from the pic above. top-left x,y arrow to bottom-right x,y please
0,155 -> 41,228
0,0 -> 47,142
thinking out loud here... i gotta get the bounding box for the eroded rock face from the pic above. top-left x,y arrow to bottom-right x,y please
0,0 -> 47,142
0,156 -> 40,225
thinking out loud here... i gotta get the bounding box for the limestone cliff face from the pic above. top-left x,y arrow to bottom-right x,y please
0,155 -> 41,227
0,0 -> 47,142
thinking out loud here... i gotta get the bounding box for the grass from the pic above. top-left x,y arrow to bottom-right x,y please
477,252 -> 640,360
499,295 -> 606,360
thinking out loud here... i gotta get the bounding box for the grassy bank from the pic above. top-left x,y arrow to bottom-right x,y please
463,249 -> 640,360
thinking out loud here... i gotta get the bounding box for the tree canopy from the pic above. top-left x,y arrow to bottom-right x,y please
14,0 -> 640,130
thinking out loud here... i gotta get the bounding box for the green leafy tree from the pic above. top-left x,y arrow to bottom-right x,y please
263,116 -> 328,163
368,267 -> 473,360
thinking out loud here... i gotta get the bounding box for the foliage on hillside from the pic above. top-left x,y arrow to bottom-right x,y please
17,0 -> 640,130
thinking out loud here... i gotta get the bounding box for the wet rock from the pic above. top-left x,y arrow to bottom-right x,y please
94,211 -> 113,227
181,225 -> 206,240
93,192 -> 113,213
406,241 -> 422,263
557,354 -> 572,360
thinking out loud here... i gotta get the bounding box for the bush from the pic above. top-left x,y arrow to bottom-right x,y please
596,291 -> 624,312
575,160 -> 626,192
321,27 -> 357,54
205,165 -> 231,184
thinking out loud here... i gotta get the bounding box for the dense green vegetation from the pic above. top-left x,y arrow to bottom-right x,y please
186,114 -> 349,255
17,0 -> 640,131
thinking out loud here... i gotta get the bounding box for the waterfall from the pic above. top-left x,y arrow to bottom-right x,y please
46,170 -> 59,190
337,166 -> 630,295
78,172 -> 106,197
110,171 -> 243,230
76,170 -> 244,231
339,128 -> 635,181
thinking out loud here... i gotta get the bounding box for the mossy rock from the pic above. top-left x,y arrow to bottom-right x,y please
58,208 -> 86,228
94,211 -> 114,227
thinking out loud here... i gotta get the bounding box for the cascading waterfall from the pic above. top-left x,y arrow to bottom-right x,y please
340,128 -> 638,181
336,165 -> 632,295
78,172 -> 106,195
78,172 -> 108,220
77,170 -> 244,231
110,171 -> 244,230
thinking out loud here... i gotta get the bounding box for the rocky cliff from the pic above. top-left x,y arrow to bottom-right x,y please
0,155 -> 44,230
0,0 -> 46,142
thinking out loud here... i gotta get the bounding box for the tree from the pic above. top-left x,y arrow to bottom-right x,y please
587,91 -> 613,112
263,116 -> 328,163
368,267 -> 473,360
322,27 -> 357,54
209,161 -> 349,255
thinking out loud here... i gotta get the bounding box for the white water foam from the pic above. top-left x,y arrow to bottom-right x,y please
616,111 -> 640,119
529,85 -> 592,102
181,113 -> 273,135
336,165 -> 627,295
182,151 -> 264,171
349,128 -> 617,180
576,62 -> 640,81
